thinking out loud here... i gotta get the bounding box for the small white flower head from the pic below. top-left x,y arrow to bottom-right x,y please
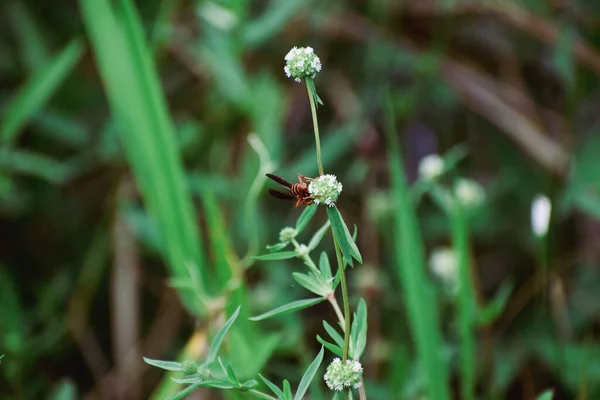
182,360 -> 199,377
324,358 -> 363,391
419,154 -> 445,180
284,46 -> 322,82
308,174 -> 342,207
279,226 -> 298,243
429,248 -> 458,282
531,195 -> 552,237
454,178 -> 485,207
296,244 -> 310,257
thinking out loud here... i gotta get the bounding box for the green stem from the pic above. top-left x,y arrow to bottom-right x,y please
451,205 -> 475,400
327,294 -> 346,328
334,236 -> 351,361
305,79 -> 324,176
247,389 -> 278,400
291,239 -> 319,274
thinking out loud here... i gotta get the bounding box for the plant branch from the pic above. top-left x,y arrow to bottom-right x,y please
305,79 -> 324,176
334,236 -> 351,361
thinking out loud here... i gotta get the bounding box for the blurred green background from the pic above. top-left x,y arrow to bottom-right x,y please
1,0 -> 600,399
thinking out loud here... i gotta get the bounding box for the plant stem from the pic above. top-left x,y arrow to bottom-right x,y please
247,389 -> 278,400
334,236 -> 351,361
305,79 -> 324,176
291,239 -> 319,274
358,379 -> 367,400
327,294 -> 346,328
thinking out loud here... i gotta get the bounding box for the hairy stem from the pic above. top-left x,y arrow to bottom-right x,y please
305,79 -> 324,176
327,294 -> 346,328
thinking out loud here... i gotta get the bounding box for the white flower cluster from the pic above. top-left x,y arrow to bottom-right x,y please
284,46 -> 322,82
419,154 -> 445,180
531,195 -> 551,237
454,178 -> 485,207
279,226 -> 298,243
429,247 -> 460,294
324,358 -> 363,391
308,174 -> 343,207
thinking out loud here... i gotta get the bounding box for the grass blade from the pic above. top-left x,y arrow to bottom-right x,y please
1,38 -> 83,144
207,306 -> 241,363
79,0 -> 207,310
385,95 -> 450,400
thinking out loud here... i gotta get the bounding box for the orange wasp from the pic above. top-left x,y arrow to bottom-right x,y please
266,173 -> 315,208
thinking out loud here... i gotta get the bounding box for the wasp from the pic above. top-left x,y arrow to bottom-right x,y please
266,173 -> 315,208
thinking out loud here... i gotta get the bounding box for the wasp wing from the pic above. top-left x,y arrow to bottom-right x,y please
266,173 -> 292,188
268,189 -> 296,201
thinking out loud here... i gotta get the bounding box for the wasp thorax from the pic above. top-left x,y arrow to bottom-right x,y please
308,174 -> 343,207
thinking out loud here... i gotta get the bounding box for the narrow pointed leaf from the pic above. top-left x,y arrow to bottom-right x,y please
142,357 -> 184,371
253,251 -> 297,261
266,243 -> 288,252
292,272 -> 327,297
351,299 -> 367,359
316,335 -> 343,358
319,252 -> 332,280
207,306 -> 240,363
307,220 -> 330,251
323,321 -> 344,348
249,297 -> 325,321
1,38 -> 84,143
326,206 -> 362,266
165,382 -> 202,400
536,389 -> 554,400
294,347 -> 324,400
296,204 -> 317,234
259,374 -> 284,398
283,380 -> 293,400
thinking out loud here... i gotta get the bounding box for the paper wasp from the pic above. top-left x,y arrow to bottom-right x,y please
265,173 -> 315,208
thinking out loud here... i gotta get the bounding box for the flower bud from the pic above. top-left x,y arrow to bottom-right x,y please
531,195 -> 551,237
419,154 -> 444,180
279,227 -> 298,243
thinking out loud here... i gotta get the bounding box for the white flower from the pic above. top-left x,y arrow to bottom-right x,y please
531,195 -> 551,237
429,248 -> 458,282
308,174 -> 342,207
324,358 -> 363,392
279,227 -> 297,243
419,154 -> 445,180
283,46 -> 322,82
454,178 -> 485,207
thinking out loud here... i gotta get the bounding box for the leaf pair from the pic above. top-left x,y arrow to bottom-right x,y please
327,206 -> 362,267
317,299 -> 367,360
143,306 -> 242,400
259,347 -> 324,400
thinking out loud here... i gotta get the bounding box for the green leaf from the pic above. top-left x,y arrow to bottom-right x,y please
0,149 -> 76,183
305,78 -> 323,107
165,383 -> 203,400
292,272 -> 328,297
143,357 -> 184,371
207,306 -> 240,363
240,379 -> 258,389
249,297 -> 325,321
266,242 -> 288,252
319,252 -> 332,281
294,347 -> 324,400
536,389 -> 554,400
242,0 -> 304,47
1,38 -> 84,143
323,321 -> 344,348
307,220 -> 331,251
218,357 -> 239,386
296,204 -> 317,234
316,335 -> 343,358
259,374 -> 284,398
476,281 -> 514,326
351,299 -> 368,359
253,251 -> 298,261
283,380 -> 293,400
80,0 -> 207,312
332,390 -> 345,400
326,206 -> 362,266
171,377 -> 202,384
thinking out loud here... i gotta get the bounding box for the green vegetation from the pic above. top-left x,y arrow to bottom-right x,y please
1,1 -> 599,399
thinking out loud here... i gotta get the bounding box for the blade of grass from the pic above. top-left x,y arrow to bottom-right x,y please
451,206 -> 476,400
385,95 -> 450,400
79,0 -> 207,311
1,38 -> 83,144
